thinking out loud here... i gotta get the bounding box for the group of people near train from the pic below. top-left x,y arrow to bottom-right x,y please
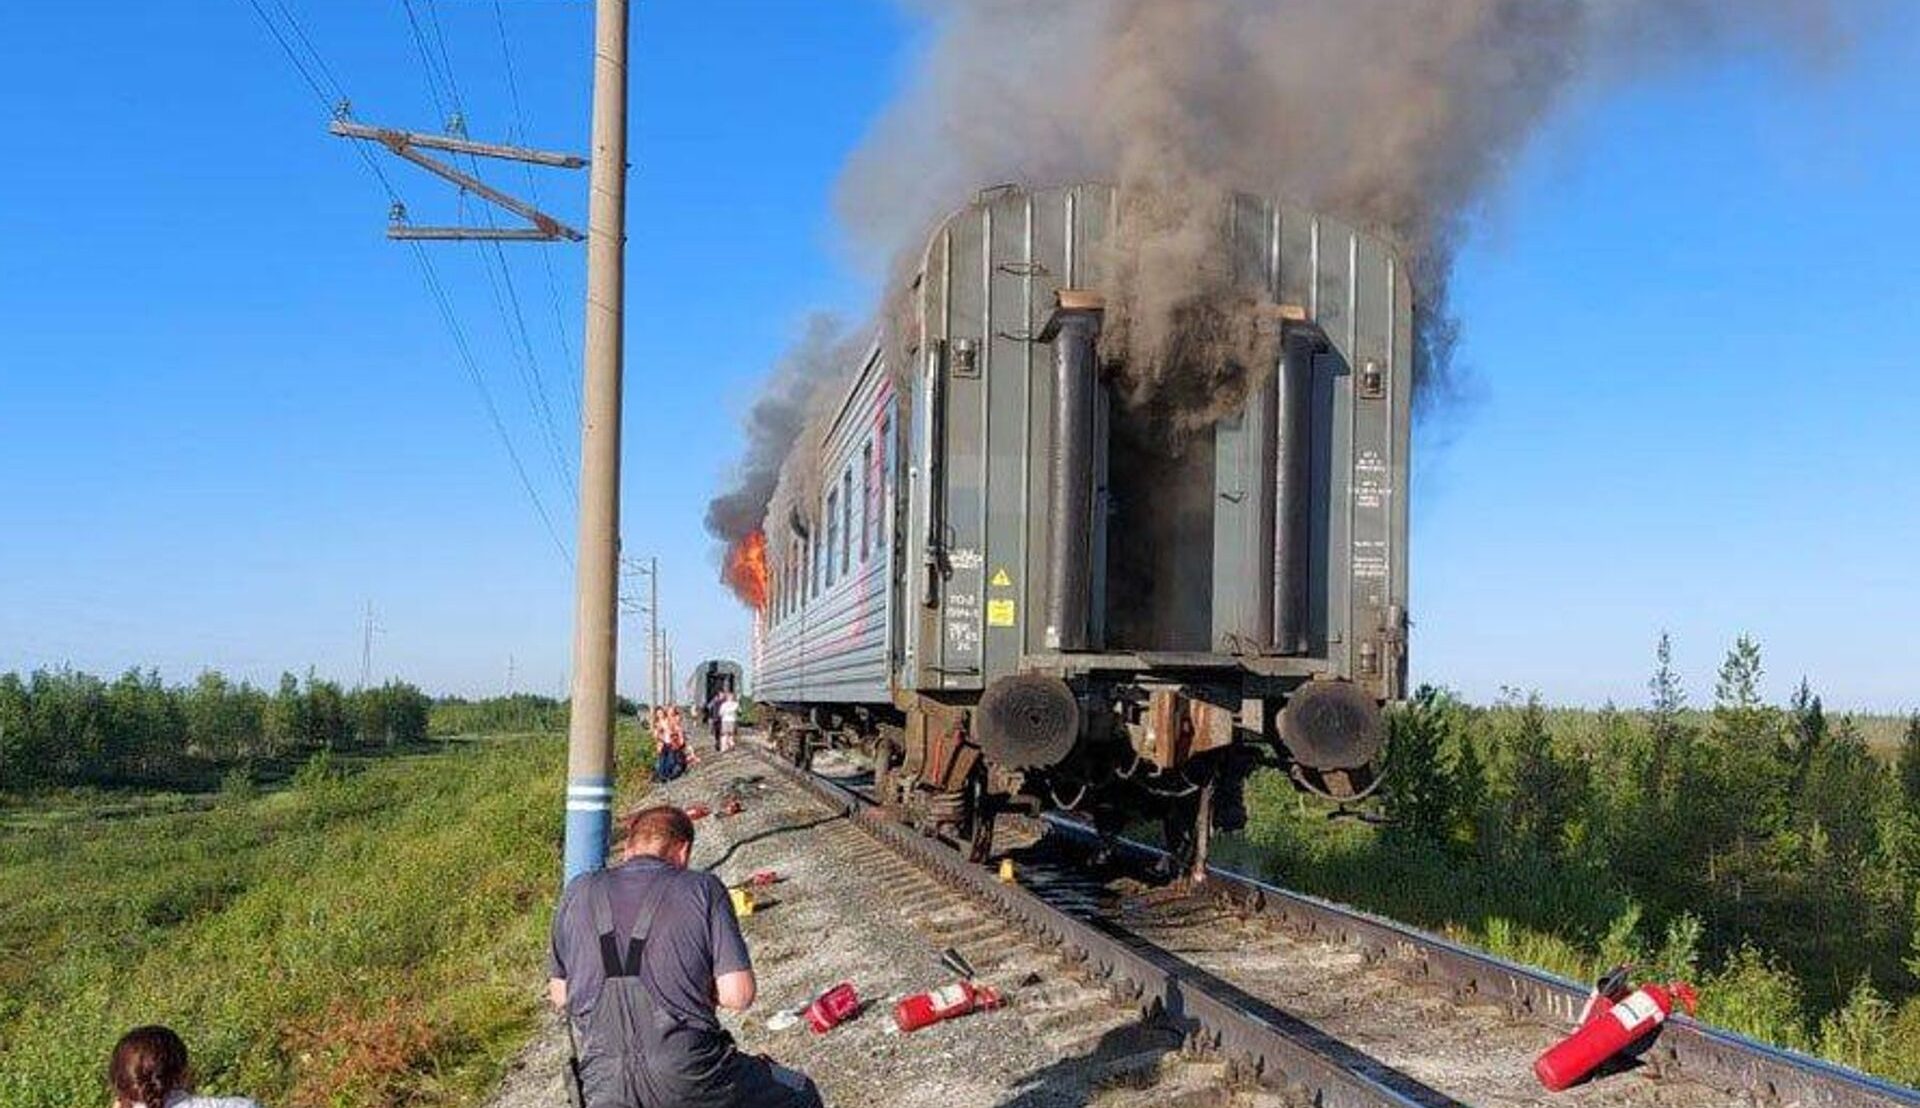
652,690 -> 740,783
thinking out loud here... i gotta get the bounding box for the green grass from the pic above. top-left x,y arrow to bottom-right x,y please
0,733 -> 648,1107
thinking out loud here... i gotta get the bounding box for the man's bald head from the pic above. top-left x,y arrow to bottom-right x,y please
622,805 -> 696,865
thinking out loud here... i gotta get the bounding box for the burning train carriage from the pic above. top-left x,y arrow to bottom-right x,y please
757,183 -> 1412,875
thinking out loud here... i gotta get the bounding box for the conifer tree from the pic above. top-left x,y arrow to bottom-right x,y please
1384,686 -> 1460,847
1646,632 -> 1688,795
1788,677 -> 1828,783
1898,714 -> 1920,814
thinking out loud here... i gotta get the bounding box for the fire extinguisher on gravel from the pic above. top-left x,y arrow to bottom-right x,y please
893,948 -> 1004,1034
1535,964 -> 1698,1092
893,979 -> 1003,1033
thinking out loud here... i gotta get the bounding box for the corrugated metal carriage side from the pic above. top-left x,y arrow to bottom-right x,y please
758,344 -> 899,714
760,183 -> 1413,875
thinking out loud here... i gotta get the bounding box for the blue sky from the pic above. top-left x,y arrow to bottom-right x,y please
0,3 -> 1914,711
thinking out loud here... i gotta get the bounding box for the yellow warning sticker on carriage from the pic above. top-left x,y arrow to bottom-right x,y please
987,599 -> 1017,626
990,568 -> 1013,588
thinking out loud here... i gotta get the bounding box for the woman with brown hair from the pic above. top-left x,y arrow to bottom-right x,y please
108,1026 -> 260,1108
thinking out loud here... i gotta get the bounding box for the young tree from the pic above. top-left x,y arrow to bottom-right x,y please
0,672 -> 29,790
303,674 -> 349,751
1384,686 -> 1462,847
1899,714 -> 1920,814
1506,695 -> 1584,860
264,672 -> 304,757
1799,717 -> 1884,865
1645,632 -> 1690,796
1787,677 -> 1829,783
1707,636 -> 1789,842
1715,634 -> 1765,712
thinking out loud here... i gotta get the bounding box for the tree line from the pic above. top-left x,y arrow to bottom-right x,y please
0,668 -> 431,792
1376,634 -> 1920,1078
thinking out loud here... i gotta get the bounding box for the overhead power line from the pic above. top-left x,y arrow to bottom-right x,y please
393,0 -> 581,504
241,0 -> 335,112
400,0 -> 455,128
409,240 -> 575,564
235,0 -> 576,567
493,0 -> 584,424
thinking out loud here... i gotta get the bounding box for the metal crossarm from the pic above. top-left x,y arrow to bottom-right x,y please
329,120 -> 586,242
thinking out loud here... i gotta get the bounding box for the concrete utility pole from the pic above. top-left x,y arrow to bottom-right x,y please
662,633 -> 674,709
562,0 -> 630,885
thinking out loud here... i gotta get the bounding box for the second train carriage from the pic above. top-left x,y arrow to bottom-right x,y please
688,659 -> 744,720
757,183 -> 1413,875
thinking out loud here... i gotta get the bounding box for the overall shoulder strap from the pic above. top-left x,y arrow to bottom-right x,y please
618,870 -> 675,975
587,875 -> 632,979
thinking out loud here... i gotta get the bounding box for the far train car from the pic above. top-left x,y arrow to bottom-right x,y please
688,659 -> 743,721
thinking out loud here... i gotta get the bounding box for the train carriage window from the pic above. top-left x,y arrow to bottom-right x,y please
861,440 -> 874,563
840,469 -> 853,577
826,490 -> 840,587
877,414 -> 891,550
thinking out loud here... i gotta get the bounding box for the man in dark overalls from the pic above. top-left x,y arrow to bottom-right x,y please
548,806 -> 823,1108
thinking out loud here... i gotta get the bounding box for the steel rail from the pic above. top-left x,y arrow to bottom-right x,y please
1038,817 -> 1920,1108
748,747 -> 1429,1108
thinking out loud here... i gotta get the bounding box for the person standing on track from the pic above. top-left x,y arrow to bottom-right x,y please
707,689 -> 726,751
718,692 -> 741,753
548,806 -> 822,1108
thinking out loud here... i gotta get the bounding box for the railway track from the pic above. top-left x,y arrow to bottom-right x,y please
746,743 -> 1920,1108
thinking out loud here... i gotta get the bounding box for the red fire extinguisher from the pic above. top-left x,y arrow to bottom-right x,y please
804,982 -> 861,1034
1535,966 -> 1698,1091
893,979 -> 1004,1033
894,948 -> 1004,1033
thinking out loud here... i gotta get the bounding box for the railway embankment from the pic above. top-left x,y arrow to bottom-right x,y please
489,742 -> 1218,1108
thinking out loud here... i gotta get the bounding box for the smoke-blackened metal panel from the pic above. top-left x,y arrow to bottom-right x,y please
1212,196 -> 1284,650
1213,372 -> 1278,652
941,206 -> 988,689
1315,222 -> 1354,674
1027,190 -> 1069,653
984,189 -> 1032,682
1349,236 -> 1396,699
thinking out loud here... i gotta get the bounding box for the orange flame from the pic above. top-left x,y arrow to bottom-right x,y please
723,530 -> 769,611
